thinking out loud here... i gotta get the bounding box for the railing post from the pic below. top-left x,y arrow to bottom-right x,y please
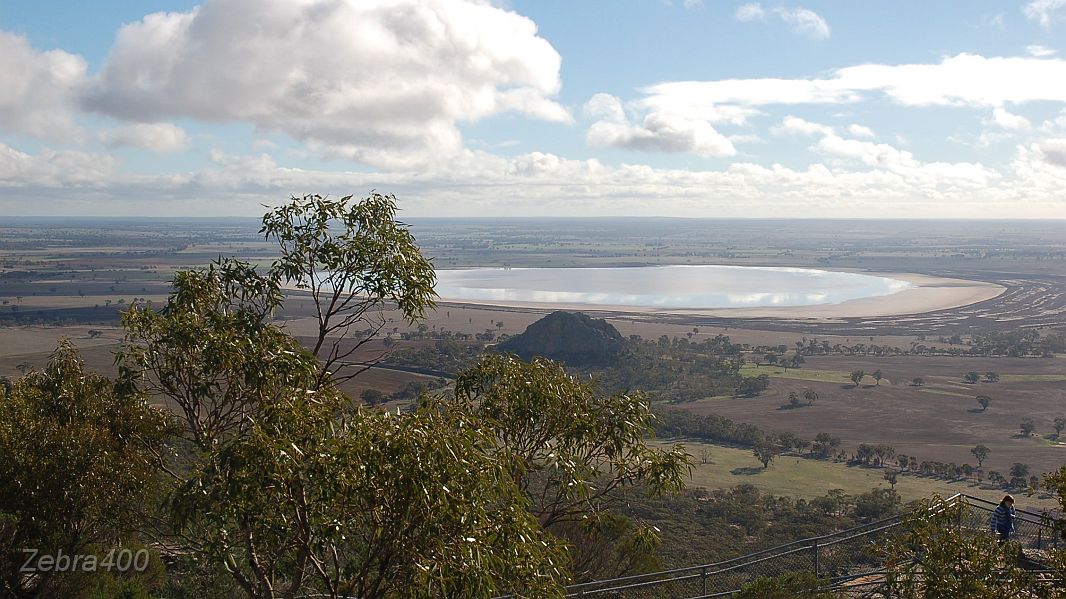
813,539 -> 819,578
701,566 -> 708,595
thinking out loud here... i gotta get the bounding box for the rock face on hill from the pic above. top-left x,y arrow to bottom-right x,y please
497,311 -> 627,366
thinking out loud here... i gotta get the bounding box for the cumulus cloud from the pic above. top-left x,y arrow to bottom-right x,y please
991,107 -> 1032,131
82,0 -> 567,169
1024,0 -> 1066,28
814,133 -> 997,186
100,122 -> 189,152
586,107 -> 736,158
1033,138 -> 1066,167
847,124 -> 876,138
583,93 -> 736,157
772,116 -> 832,136
1027,44 -> 1057,58
582,93 -> 627,123
734,3 -> 830,40
0,142 -> 119,187
0,32 -> 87,141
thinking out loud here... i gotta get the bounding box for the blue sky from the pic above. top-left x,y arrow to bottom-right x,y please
1,0 -> 1065,217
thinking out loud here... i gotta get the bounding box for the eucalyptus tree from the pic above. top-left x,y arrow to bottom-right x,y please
876,496 -> 1036,597
118,258 -> 316,450
261,193 -> 437,386
0,343 -> 171,598
169,389 -> 565,599
970,444 -> 990,469
850,370 -> 865,388
444,354 -> 691,580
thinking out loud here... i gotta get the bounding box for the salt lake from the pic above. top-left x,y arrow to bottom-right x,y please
433,265 -> 913,310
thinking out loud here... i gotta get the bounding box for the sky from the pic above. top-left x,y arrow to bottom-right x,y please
1,0 -> 1066,218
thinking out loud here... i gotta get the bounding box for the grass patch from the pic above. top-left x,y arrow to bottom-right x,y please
658,440 -> 1059,509
999,374 -> 1066,383
740,364 -> 853,384
918,388 -> 972,398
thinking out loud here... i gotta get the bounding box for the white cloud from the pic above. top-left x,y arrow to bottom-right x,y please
637,53 -> 1066,126
1040,109 -> 1066,132
587,110 -> 736,157
735,3 -> 766,21
1027,44 -> 1057,57
991,107 -> 1031,131
847,124 -> 876,138
775,7 -> 830,40
583,93 -> 736,157
82,0 -> 567,169
1033,138 -> 1066,167
1024,0 -> 1066,28
582,93 -> 627,122
734,3 -> 830,40
5,141 -> 1066,218
772,116 -> 832,136
814,133 -> 996,185
835,54 -> 1066,106
0,32 -> 87,141
0,142 -> 119,187
100,122 -> 189,152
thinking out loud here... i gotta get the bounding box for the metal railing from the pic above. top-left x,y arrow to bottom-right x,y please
552,494 -> 1058,598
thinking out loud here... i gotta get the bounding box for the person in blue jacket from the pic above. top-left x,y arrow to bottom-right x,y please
990,494 -> 1016,542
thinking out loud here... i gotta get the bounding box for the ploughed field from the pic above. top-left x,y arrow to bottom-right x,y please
683,354 -> 1066,475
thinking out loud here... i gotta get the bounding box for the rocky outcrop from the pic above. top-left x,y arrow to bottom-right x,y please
496,311 -> 626,366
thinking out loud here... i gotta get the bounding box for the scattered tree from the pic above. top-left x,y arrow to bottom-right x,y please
872,369 -> 883,386
883,469 -> 899,489
911,377 -> 924,387
803,388 -> 818,405
1010,462 -> 1030,479
963,371 -> 981,384
970,445 -> 990,469
850,370 -> 865,388
984,371 -> 1000,383
1020,418 -> 1036,437
1056,416 -> 1066,438
753,438 -> 781,469
812,433 -> 841,458
360,388 -> 388,406
699,448 -> 713,465
976,395 -> 991,412
735,374 -> 771,397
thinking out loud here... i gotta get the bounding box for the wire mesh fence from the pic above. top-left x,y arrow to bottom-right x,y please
550,494 -> 1059,599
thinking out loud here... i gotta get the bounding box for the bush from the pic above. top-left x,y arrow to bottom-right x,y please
736,572 -> 830,599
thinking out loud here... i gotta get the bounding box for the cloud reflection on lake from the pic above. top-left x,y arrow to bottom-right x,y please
433,265 -> 912,309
